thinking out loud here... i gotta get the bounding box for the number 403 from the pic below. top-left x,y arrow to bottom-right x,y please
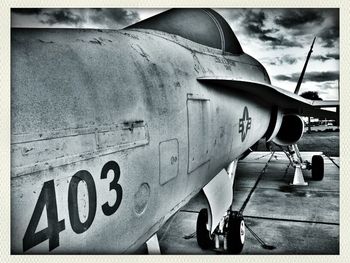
22,161 -> 123,252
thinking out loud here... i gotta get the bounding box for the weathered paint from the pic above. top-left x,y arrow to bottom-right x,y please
11,27 -> 271,254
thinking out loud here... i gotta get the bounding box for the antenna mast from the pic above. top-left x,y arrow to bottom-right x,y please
294,37 -> 316,94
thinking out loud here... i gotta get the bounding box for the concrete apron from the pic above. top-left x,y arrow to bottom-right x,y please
156,151 -> 339,254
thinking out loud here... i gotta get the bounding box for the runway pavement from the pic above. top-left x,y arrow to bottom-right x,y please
156,151 -> 339,254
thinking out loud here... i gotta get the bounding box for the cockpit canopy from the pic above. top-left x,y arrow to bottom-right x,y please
127,8 -> 244,55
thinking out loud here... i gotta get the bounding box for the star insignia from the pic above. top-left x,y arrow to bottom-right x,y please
239,106 -> 252,142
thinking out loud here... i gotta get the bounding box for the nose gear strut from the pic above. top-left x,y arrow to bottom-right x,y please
197,154 -> 275,253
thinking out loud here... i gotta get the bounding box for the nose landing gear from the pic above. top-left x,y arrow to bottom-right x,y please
196,161 -> 245,254
226,212 -> 245,254
196,209 -> 214,249
196,210 -> 245,254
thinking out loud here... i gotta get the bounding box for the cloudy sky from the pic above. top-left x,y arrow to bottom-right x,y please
11,8 -> 339,100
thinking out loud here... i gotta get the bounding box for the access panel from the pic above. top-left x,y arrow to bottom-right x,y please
187,94 -> 210,173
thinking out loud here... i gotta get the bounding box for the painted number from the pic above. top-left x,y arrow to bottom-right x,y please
101,161 -> 123,216
68,170 -> 97,234
23,180 -> 65,252
23,160 -> 123,252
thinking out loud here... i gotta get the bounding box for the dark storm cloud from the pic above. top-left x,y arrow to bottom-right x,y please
274,10 -> 324,28
12,8 -> 43,15
243,10 -> 275,37
326,53 -> 339,60
255,33 -> 302,48
303,71 -> 339,82
12,8 -> 140,28
312,53 -> 339,62
89,9 -> 140,26
241,10 -> 301,48
274,71 -> 339,82
260,9 -> 338,48
12,8 -> 85,26
268,55 -> 297,65
281,55 -> 297,64
243,10 -> 267,31
40,10 -> 85,25
274,75 -> 291,81
318,26 -> 339,48
269,36 -> 302,48
312,55 -> 330,62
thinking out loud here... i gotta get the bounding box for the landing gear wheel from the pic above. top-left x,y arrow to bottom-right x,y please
226,213 -> 245,254
196,209 -> 214,249
312,155 -> 324,181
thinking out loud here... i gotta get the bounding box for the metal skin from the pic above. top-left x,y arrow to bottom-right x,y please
11,26 -> 273,253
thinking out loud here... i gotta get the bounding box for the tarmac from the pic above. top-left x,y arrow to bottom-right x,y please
156,151 -> 339,254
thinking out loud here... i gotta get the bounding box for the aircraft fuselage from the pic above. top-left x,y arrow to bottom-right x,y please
11,28 -> 272,253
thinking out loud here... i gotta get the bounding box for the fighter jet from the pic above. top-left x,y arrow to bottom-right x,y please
11,8 -> 339,254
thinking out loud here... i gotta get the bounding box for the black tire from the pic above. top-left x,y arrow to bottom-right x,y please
196,209 -> 214,249
226,214 -> 245,254
312,155 -> 324,181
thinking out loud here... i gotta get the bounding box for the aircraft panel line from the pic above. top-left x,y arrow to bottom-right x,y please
179,209 -> 200,214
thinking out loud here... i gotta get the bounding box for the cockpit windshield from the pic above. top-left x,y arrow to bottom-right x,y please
127,8 -> 243,55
